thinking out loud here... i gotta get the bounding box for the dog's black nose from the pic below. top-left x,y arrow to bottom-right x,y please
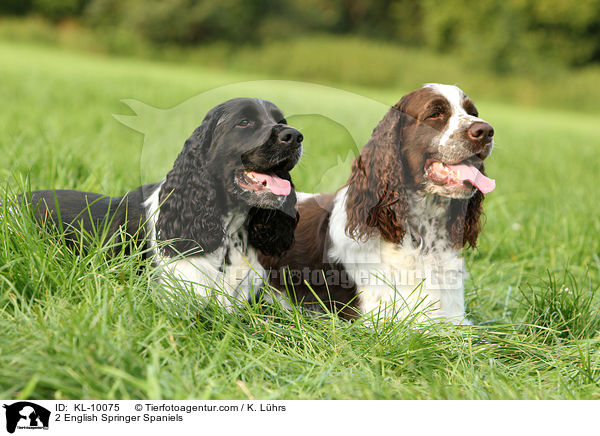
278,127 -> 303,145
468,122 -> 494,142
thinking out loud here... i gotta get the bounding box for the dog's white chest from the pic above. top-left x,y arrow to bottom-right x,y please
144,188 -> 265,306
364,241 -> 467,322
159,232 -> 265,306
328,188 -> 468,324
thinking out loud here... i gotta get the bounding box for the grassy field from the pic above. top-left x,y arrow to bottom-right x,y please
1,41 -> 599,400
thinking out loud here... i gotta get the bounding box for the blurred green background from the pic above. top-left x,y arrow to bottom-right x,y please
2,0 -> 600,112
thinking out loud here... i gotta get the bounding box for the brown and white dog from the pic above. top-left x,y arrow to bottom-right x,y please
260,84 -> 495,324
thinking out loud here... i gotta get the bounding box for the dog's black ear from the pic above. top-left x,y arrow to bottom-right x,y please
157,107 -> 226,256
246,175 -> 299,257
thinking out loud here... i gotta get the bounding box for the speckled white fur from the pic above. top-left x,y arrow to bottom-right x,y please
327,187 -> 469,324
143,182 -> 265,307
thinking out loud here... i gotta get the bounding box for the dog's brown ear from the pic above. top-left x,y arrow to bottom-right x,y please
345,103 -> 408,243
447,176 -> 485,249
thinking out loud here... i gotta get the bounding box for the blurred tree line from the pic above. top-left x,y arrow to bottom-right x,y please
2,0 -> 599,72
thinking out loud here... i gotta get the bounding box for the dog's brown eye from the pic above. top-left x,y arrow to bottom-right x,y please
237,119 -> 251,127
427,111 -> 443,119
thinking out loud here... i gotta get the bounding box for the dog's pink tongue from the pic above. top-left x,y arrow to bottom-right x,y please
251,172 -> 291,196
447,164 -> 496,194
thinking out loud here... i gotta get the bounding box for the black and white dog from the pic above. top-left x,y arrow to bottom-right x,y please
24,98 -> 303,305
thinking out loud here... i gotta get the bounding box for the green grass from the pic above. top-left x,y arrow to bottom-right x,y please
1,41 -> 600,400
